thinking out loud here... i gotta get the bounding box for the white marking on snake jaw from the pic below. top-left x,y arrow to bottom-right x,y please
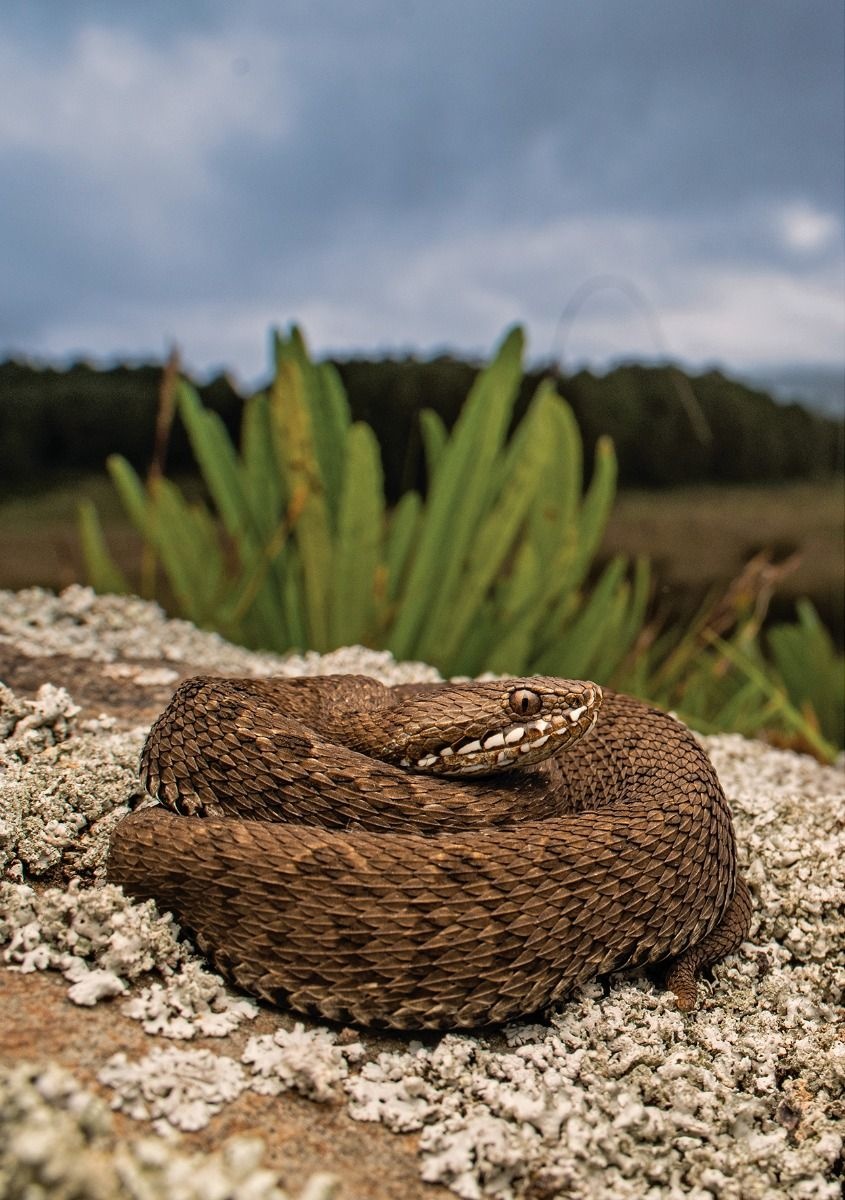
457,739 -> 483,756
406,696 -> 598,775
494,749 -> 519,765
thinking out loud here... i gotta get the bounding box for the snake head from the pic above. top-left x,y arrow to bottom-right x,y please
385,677 -> 602,777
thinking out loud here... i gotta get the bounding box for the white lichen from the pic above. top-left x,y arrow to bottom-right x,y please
345,736 -> 845,1200
122,958 -> 259,1040
100,1026 -> 367,1133
0,681 -> 81,761
0,681 -> 142,879
0,880 -> 257,1037
1,881 -> 184,979
1,586 -> 843,1199
0,584 -> 439,684
99,1047 -> 248,1133
0,1060 -> 338,1199
243,1022 -> 365,1102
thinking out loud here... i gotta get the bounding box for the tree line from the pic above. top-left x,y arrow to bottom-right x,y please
1,354 -> 841,499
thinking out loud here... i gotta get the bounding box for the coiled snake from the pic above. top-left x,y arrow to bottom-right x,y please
107,674 -> 752,1029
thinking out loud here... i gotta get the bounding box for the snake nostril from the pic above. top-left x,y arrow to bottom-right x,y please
509,687 -> 542,717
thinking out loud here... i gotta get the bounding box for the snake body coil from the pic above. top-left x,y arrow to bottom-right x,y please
108,674 -> 751,1029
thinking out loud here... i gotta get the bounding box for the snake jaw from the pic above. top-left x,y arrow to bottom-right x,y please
402,684 -> 603,777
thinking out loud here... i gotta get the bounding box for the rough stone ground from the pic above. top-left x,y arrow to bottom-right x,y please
0,586 -> 843,1200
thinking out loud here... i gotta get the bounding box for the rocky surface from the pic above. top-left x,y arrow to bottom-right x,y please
1,586 -> 843,1200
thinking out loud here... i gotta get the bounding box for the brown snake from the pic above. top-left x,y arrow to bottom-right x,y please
107,674 -> 752,1029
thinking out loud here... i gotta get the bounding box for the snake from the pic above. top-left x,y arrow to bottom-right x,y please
107,674 -> 752,1029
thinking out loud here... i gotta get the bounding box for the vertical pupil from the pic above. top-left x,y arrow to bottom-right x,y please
509,687 -> 539,716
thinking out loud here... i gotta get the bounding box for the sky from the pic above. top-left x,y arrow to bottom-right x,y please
1,0 -> 843,386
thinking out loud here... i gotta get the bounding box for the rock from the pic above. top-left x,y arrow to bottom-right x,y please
1,586 -> 842,1200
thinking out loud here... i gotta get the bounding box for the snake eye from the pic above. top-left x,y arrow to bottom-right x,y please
509,687 -> 542,717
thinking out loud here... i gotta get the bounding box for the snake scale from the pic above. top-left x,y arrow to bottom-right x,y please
107,674 -> 752,1029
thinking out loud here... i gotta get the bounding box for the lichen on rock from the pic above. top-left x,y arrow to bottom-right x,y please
98,1046 -> 248,1133
1,585 -> 843,1200
0,1060 -> 338,1199
344,735 -> 845,1200
122,958 -> 259,1040
0,680 -> 142,880
243,1022 -> 366,1102
97,1024 -> 368,1132
0,879 -> 258,1037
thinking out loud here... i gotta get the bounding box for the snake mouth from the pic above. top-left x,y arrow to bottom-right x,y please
401,687 -> 602,777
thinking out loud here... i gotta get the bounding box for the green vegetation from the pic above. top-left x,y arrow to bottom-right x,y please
619,588 -> 843,761
80,327 -> 649,683
768,601 -> 844,751
79,327 -> 844,761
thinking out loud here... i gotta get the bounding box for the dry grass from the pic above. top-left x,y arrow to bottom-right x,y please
601,477 -> 844,637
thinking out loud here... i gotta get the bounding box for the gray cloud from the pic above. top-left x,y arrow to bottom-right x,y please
0,1 -> 842,380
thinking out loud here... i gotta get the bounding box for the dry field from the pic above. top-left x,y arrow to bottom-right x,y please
1,473 -> 842,642
602,477 -> 844,638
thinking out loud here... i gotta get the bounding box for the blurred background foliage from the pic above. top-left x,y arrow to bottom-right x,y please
68,326 -> 843,762
1,348 -> 841,499
3,334 -> 842,636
